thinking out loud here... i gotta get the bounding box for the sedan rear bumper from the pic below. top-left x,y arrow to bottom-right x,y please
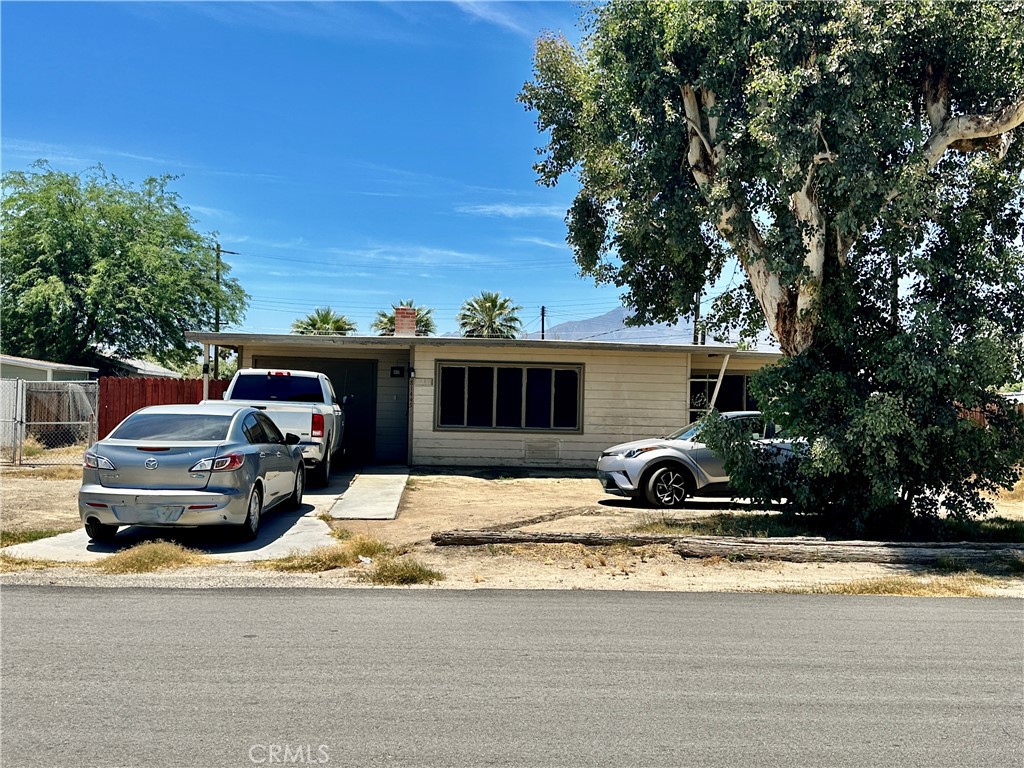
78,485 -> 249,528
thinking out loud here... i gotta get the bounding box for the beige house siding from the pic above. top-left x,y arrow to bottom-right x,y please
410,344 -> 691,468
194,332 -> 779,469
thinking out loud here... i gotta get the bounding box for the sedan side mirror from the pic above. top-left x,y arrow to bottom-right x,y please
285,432 -> 301,445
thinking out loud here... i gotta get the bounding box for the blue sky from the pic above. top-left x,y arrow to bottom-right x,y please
2,0 -> 637,337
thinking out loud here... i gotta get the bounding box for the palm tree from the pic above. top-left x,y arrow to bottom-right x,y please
291,307 -> 357,336
370,299 -> 436,336
457,291 -> 523,339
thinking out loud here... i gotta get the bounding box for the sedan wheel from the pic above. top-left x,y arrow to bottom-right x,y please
84,520 -> 118,543
644,465 -> 690,508
241,487 -> 262,541
288,467 -> 305,510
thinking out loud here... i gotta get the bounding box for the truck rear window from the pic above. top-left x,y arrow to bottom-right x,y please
231,374 -> 326,403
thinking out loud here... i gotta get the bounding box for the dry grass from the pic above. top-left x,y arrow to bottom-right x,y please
0,553 -> 64,572
1,465 -> 81,481
998,469 -> 1024,503
258,533 -> 396,573
781,572 -> 1000,597
0,528 -> 74,547
633,512 -> 813,538
94,542 -> 211,574
260,532 -> 443,584
257,545 -> 359,572
358,557 -> 446,585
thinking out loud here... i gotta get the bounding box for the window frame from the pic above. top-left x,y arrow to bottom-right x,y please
434,360 -> 584,434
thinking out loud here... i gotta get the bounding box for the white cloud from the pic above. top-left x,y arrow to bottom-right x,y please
451,1 -> 529,35
515,236 -> 567,250
456,203 -> 566,219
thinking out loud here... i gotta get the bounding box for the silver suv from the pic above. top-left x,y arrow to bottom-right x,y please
597,411 -> 792,508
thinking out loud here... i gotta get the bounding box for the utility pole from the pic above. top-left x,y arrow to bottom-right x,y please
692,289 -> 701,345
213,243 -> 240,379
541,306 -> 546,340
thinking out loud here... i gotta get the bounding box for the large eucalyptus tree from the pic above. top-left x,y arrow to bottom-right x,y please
521,1 -> 1024,530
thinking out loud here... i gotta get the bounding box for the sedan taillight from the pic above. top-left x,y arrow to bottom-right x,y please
190,453 -> 245,472
84,452 -> 116,470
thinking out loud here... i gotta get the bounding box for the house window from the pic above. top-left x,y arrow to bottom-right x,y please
436,362 -> 582,432
689,373 -> 756,423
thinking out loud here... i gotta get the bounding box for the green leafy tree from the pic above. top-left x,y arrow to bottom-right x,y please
370,299 -> 437,336
520,1 -> 1024,531
457,291 -> 523,338
291,307 -> 356,336
1,162 -> 248,367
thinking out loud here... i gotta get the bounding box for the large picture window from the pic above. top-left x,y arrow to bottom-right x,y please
436,363 -> 582,432
689,373 -> 756,423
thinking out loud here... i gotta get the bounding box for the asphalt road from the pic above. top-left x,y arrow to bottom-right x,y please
2,588 -> 1021,768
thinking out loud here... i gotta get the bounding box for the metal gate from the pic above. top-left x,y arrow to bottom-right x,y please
0,379 -> 99,466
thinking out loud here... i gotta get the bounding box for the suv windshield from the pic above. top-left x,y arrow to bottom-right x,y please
666,423 -> 703,441
231,374 -> 326,403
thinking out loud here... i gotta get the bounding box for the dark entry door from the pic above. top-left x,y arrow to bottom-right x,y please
252,356 -> 377,465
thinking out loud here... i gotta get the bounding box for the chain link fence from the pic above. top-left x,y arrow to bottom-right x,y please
0,379 -> 99,466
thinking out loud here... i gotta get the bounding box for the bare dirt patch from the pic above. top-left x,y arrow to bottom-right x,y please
1,467 -> 81,533
2,465 -> 1021,595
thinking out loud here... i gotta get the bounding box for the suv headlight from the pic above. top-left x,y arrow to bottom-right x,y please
625,446 -> 660,459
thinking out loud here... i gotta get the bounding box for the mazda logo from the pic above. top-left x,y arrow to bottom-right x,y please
144,458 -> 159,470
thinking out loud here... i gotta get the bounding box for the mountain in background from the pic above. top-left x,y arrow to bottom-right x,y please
527,306 -> 778,350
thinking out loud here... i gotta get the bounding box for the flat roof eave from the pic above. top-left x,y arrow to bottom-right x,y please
186,331 -> 782,360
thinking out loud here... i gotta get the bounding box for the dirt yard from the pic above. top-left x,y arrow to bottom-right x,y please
1,465 -> 1021,594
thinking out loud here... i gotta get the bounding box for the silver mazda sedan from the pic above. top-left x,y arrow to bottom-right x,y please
79,403 -> 305,542
597,411 -> 793,508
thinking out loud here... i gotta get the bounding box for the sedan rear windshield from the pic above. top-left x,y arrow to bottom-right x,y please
230,374 -> 326,403
111,413 -> 232,441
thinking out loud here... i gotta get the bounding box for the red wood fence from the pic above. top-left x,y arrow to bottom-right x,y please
961,402 -> 1024,428
98,377 -> 229,438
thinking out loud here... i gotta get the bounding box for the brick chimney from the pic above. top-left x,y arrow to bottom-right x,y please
394,306 -> 417,337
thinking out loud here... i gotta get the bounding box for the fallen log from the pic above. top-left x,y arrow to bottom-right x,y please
430,530 -> 689,546
671,539 -> 1023,564
429,529 -> 1023,565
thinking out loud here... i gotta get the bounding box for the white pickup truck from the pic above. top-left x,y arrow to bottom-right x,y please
214,368 -> 345,486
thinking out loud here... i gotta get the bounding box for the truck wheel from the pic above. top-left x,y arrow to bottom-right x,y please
313,445 -> 332,487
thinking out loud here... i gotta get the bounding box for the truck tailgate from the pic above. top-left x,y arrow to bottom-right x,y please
212,400 -> 318,439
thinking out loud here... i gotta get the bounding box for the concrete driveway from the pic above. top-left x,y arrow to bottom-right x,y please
1,467 -> 408,563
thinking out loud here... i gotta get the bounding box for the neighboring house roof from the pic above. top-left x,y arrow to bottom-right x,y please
0,354 -> 99,375
112,357 -> 183,379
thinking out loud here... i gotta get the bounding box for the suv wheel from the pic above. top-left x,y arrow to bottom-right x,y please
644,465 -> 690,508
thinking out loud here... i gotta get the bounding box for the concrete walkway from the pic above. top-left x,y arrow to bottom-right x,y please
327,465 -> 408,520
2,466 -> 408,563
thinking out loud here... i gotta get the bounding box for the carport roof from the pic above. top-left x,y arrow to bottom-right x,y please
185,331 -> 781,361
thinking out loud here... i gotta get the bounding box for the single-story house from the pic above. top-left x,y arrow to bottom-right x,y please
186,330 -> 781,469
0,354 -> 98,382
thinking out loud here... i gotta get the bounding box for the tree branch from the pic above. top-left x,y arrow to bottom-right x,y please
924,91 -> 1024,169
